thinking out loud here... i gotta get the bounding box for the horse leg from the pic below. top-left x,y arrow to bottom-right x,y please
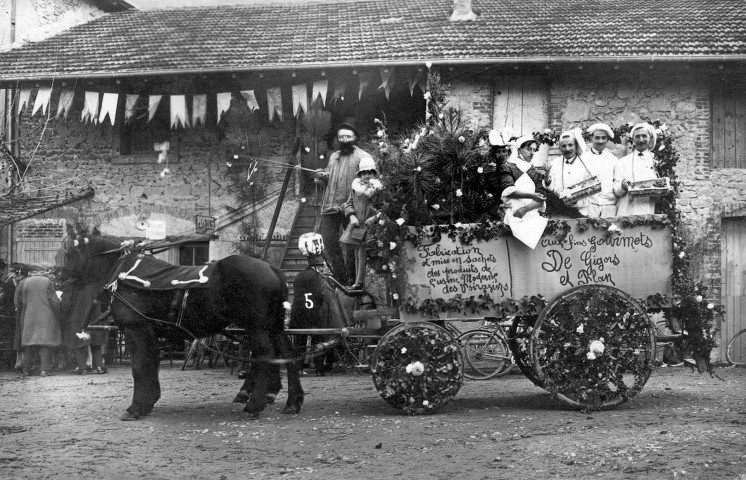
277,333 -> 304,415
121,325 -> 161,421
233,361 -> 280,404
242,332 -> 271,419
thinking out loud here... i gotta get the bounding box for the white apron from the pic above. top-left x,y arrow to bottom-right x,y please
503,171 -> 548,249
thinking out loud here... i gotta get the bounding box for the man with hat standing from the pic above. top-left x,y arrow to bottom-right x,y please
581,123 -> 619,217
613,123 -> 659,216
314,119 -> 374,285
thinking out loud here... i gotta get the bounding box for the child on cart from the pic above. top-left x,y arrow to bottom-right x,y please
340,157 -> 382,290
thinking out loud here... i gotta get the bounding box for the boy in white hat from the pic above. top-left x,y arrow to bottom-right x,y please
581,123 -> 619,217
613,123 -> 659,216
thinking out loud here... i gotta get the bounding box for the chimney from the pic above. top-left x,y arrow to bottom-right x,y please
450,0 -> 478,21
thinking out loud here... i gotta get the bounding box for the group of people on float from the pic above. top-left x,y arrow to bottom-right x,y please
498,122 -> 661,247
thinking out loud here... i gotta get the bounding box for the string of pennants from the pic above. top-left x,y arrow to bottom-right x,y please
13,67 -> 426,128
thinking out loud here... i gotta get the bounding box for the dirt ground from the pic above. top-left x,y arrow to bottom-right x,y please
0,363 -> 744,480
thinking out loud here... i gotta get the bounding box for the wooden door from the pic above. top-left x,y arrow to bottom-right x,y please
13,218 -> 67,267
721,218 -> 746,362
492,75 -> 550,169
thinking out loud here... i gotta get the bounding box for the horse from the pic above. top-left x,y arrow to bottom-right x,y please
64,234 -> 303,421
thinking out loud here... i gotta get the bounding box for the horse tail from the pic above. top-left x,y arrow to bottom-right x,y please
270,266 -> 289,331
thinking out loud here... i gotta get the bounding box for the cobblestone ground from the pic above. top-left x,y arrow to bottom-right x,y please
0,364 -> 744,479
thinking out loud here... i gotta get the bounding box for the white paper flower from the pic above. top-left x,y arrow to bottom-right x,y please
438,113 -> 444,119
478,139 -> 485,147
396,218 -> 405,226
695,295 -> 703,302
576,324 -> 584,334
458,136 -> 465,143
455,189 -> 463,197
401,347 -> 407,354
590,340 -> 605,355
422,400 -> 430,406
226,162 -> 232,167
233,154 -> 239,159
389,242 -> 397,250
707,303 -> 714,309
432,204 -> 440,210
75,331 -> 91,341
544,128 -> 553,134
607,223 -> 620,232
586,352 -> 597,360
455,222 -> 463,228
301,197 -> 307,203
477,167 -> 484,174
283,301 -> 292,311
392,293 -> 399,300
679,251 -> 686,259
319,155 -> 325,159
379,219 -> 385,225
405,361 -> 425,376
304,147 -> 311,152
423,92 -> 432,101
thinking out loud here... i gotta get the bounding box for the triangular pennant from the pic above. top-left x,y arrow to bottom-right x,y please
408,69 -> 425,96
378,67 -> 395,100
32,86 -> 52,116
56,90 -> 75,120
192,94 -> 207,125
81,92 -> 100,124
312,80 -> 329,106
240,90 -> 260,112
291,83 -> 308,117
98,93 -> 119,125
148,95 -> 162,123
266,87 -> 283,122
18,89 -> 32,113
124,94 -> 139,123
358,71 -> 372,100
169,95 -> 189,129
331,83 -> 346,104
216,92 -> 232,122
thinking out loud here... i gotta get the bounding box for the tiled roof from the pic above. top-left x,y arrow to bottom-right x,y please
1,0 -> 746,80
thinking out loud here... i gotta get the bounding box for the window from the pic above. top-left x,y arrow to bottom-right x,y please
712,79 -> 746,168
179,243 -> 209,266
119,94 -> 171,156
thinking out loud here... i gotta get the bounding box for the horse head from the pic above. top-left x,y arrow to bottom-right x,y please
64,234 -> 122,286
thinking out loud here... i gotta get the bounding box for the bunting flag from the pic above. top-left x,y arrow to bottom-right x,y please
358,71 -> 372,100
408,69 -> 425,96
148,95 -> 162,123
331,82 -> 346,104
192,94 -> 207,125
81,91 -> 100,124
291,83 -> 308,117
18,89 -> 32,113
216,92 -> 232,122
56,90 -> 75,120
378,67 -> 395,100
312,79 -> 329,106
32,87 -> 52,116
170,95 -> 189,129
240,90 -> 259,112
267,87 -> 283,122
124,94 -> 139,123
98,93 -> 119,125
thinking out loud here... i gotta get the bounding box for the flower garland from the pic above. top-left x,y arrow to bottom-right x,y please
370,323 -> 463,414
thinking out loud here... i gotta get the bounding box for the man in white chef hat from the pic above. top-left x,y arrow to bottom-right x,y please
613,123 -> 659,216
581,123 -> 619,217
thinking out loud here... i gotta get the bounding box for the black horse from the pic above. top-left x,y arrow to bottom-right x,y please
64,234 -> 303,421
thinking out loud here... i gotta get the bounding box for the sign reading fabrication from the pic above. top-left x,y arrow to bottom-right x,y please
402,218 -> 672,318
195,215 -> 216,234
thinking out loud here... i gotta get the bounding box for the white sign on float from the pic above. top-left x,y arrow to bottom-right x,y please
146,220 -> 166,240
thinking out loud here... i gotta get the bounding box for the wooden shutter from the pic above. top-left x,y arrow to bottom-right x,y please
712,81 -> 746,168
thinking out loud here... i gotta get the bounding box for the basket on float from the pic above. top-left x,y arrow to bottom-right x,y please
559,176 -> 602,205
628,177 -> 672,198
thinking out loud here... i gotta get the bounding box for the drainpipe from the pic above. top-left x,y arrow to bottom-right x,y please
7,0 -> 17,262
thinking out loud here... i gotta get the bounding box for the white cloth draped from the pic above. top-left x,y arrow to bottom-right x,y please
192,94 -> 207,125
81,91 -> 100,124
312,80 -> 328,106
32,87 -> 52,116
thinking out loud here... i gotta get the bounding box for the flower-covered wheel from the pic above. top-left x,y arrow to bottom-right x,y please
530,285 -> 656,410
371,322 -> 463,414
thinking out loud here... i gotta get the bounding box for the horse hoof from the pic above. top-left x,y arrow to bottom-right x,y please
243,411 -> 261,420
233,391 -> 250,404
120,411 -> 140,421
266,393 -> 276,405
281,405 -> 301,415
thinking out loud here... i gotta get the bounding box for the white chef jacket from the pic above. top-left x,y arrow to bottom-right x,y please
613,149 -> 658,216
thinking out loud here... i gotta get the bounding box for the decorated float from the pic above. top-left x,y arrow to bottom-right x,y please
353,74 -> 723,414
